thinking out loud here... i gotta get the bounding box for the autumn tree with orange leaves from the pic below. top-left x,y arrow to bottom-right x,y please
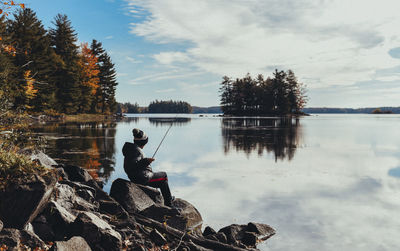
1,4 -> 118,114
77,43 -> 100,113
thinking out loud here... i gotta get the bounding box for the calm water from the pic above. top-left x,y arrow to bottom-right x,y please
32,114 -> 400,251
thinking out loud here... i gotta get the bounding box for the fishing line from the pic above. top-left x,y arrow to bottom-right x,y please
152,115 -> 178,158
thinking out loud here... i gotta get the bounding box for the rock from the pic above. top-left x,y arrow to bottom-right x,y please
149,229 -> 167,246
246,222 -> 275,238
110,179 -> 155,213
215,232 -> 228,243
172,198 -> 203,235
136,184 -> 164,204
61,165 -> 93,183
218,224 -> 244,245
0,173 -> 57,229
34,200 -> 77,241
217,223 -> 276,247
50,236 -> 91,251
30,151 -> 58,169
99,199 -> 129,219
85,179 -> 113,201
55,167 -> 69,181
20,229 -> 46,249
241,231 -> 257,247
0,228 -> 20,249
140,199 -> 203,236
202,226 -> 217,236
17,149 -> 57,169
53,183 -> 98,213
31,214 -> 55,241
70,212 -> 122,251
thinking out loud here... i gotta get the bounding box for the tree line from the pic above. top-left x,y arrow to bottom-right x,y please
117,100 -> 192,114
220,70 -> 307,115
0,8 -> 118,114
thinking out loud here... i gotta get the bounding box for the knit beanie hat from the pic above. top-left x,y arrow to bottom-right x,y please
132,128 -> 148,141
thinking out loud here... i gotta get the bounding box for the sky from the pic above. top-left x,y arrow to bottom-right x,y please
21,0 -> 400,108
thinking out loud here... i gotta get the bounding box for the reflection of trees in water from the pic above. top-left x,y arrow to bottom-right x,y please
222,117 -> 302,161
33,122 -> 117,183
148,117 -> 191,127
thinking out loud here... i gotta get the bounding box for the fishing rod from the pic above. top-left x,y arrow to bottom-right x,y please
151,115 -> 178,158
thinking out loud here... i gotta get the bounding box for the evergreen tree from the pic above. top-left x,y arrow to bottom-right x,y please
7,8 -> 57,111
90,39 -> 117,114
219,70 -> 307,115
49,14 -> 80,114
0,15 -> 18,111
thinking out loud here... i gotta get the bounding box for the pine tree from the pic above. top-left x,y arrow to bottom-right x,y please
49,14 -> 80,114
7,8 -> 58,111
0,15 -> 18,111
90,39 -> 118,114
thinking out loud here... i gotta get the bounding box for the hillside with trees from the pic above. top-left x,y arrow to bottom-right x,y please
0,8 -> 118,115
220,70 -> 307,116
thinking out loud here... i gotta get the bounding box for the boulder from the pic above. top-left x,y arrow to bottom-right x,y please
241,231 -> 258,247
136,184 -> 164,204
99,199 -> 129,219
17,149 -> 57,169
140,199 -> 203,235
69,212 -> 122,251
0,228 -> 20,250
31,214 -> 55,241
34,200 -> 77,241
202,226 -> 217,237
0,173 -> 57,229
53,183 -> 98,213
50,236 -> 91,251
172,198 -> 203,235
218,224 -> 244,245
30,151 -> 58,169
20,229 -> 46,249
55,167 -> 69,181
110,179 -> 155,214
61,165 -> 93,183
247,222 -> 275,238
218,222 -> 275,247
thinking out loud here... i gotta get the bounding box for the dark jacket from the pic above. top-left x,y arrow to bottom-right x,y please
122,142 -> 153,183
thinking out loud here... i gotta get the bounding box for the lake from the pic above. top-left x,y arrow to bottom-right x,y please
32,114 -> 400,251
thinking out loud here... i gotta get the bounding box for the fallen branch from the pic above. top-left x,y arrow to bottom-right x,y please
133,213 -> 251,251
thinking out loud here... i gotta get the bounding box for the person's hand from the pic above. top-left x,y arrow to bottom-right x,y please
148,158 -> 155,163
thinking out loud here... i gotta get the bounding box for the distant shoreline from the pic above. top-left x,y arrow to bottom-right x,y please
190,106 -> 400,114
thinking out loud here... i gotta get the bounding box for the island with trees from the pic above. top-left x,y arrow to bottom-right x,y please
219,70 -> 307,116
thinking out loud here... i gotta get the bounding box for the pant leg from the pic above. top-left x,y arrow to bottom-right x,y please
146,171 -> 173,206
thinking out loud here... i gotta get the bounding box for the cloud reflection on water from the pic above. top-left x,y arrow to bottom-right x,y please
34,114 -> 400,251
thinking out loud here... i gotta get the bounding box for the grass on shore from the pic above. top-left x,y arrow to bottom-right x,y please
61,113 -> 115,122
0,149 -> 48,190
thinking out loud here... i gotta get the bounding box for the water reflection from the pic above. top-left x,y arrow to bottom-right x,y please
388,167 -> 400,178
32,122 -> 117,183
148,117 -> 191,127
221,117 -> 302,160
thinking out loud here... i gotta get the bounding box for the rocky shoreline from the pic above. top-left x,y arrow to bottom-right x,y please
0,152 -> 275,250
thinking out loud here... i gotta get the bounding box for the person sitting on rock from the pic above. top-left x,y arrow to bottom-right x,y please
122,128 -> 175,207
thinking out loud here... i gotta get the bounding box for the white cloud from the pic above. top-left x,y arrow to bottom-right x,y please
155,88 -> 175,93
125,56 -> 142,64
105,35 -> 114,40
153,51 -> 190,65
126,0 -> 400,91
